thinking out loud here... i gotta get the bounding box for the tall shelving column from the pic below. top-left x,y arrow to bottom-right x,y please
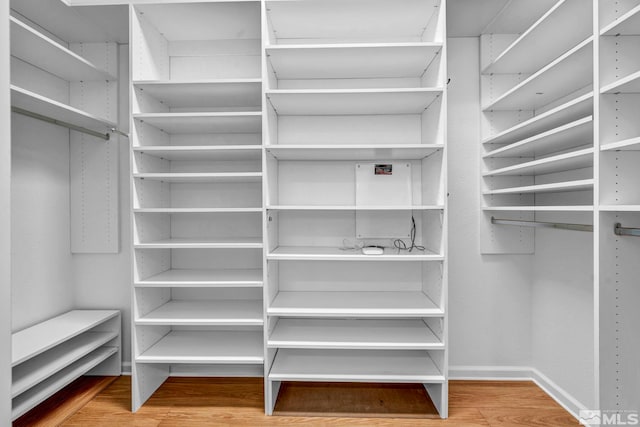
130,2 -> 264,410
263,0 -> 448,417
597,0 -> 640,416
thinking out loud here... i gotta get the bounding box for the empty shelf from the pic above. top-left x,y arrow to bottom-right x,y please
10,17 -> 115,82
268,319 -> 443,350
136,300 -> 263,326
601,70 -> 640,94
135,269 -> 263,287
484,179 -> 594,195
136,331 -> 263,364
484,117 -> 593,158
134,237 -> 263,249
600,205 -> 640,212
483,0 -> 592,75
601,137 -> 640,151
483,206 -> 593,212
267,246 -> 443,261
266,89 -> 442,115
484,148 -> 594,177
12,331 -> 116,398
12,347 -> 117,421
269,349 -> 444,383
134,208 -> 262,213
267,205 -> 443,211
268,291 -> 443,317
266,43 -> 442,79
266,144 -> 443,161
11,86 -> 116,135
133,146 -> 262,161
133,80 -> 262,109
482,93 -> 593,146
601,4 -> 640,35
12,310 -> 119,367
133,172 -> 262,183
134,112 -> 262,134
484,38 -> 593,111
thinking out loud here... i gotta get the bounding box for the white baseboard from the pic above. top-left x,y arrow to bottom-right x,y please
122,361 -> 132,376
449,365 -> 586,421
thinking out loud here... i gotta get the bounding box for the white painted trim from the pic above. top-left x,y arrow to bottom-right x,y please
122,361 -> 132,376
531,367 -> 588,421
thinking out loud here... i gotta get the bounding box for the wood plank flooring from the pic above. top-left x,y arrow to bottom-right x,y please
24,376 -> 579,426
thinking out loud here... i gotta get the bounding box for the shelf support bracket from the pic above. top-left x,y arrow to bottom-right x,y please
491,216 -> 593,232
614,223 -> 640,237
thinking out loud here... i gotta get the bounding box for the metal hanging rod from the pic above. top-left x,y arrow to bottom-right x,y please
614,223 -> 640,237
491,216 -> 593,232
12,107 -> 129,141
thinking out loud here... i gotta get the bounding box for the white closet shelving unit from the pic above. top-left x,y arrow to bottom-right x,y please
11,311 -> 121,421
598,0 -> 640,416
263,0 -> 448,417
130,1 -> 264,411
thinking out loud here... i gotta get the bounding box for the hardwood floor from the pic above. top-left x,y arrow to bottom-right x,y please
25,376 -> 579,426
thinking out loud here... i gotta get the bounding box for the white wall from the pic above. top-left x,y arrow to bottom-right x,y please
447,37 -> 533,372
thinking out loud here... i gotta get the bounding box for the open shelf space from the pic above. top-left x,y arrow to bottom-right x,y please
482,94 -> 593,146
266,89 -> 442,115
266,43 -> 442,80
133,172 -> 262,183
268,291 -> 442,317
268,246 -> 442,262
134,208 -> 262,214
133,113 -> 262,134
483,0 -> 592,75
601,4 -> 640,35
601,136 -> 640,151
484,38 -> 593,111
484,117 -> 593,158
268,319 -> 443,350
266,144 -> 442,161
133,80 -> 262,112
12,331 -> 117,398
483,206 -> 593,212
10,16 -> 116,82
133,146 -> 262,161
11,86 -> 117,136
601,70 -> 640,94
137,300 -> 263,326
484,179 -> 594,195
134,237 -> 262,249
269,349 -> 444,383
267,205 -> 443,211
135,268 -> 263,288
12,346 -> 117,421
136,331 -> 263,364
483,148 -> 594,177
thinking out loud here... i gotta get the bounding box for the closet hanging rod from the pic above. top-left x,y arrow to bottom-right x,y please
614,223 -> 640,237
491,216 -> 593,232
11,107 -> 128,141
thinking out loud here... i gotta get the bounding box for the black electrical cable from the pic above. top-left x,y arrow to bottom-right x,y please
393,216 -> 425,252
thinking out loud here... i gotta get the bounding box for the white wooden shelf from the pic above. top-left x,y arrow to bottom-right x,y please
484,179 -> 594,195
268,291 -> 443,318
599,205 -> 640,212
266,43 -> 442,79
484,117 -> 593,158
601,4 -> 640,35
483,206 -> 593,212
482,93 -> 592,146
133,112 -> 262,134
136,331 -> 263,364
267,205 -> 443,211
482,0 -> 591,75
266,89 -> 442,115
10,17 -> 116,82
133,172 -> 262,183
483,148 -> 594,177
484,38 -> 593,111
136,300 -> 263,326
12,310 -> 119,366
12,346 -> 117,420
11,86 -> 116,135
133,146 -> 262,161
134,208 -> 262,213
601,70 -> 640,94
135,269 -> 263,288
268,319 -> 443,350
267,246 -> 443,261
133,80 -> 262,109
266,144 -> 443,161
134,237 -> 263,249
269,349 -> 444,383
601,136 -> 640,151
12,331 -> 116,398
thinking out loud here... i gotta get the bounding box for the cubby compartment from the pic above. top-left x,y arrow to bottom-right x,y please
600,151 -> 640,208
600,0 -> 640,35
133,148 -> 261,174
